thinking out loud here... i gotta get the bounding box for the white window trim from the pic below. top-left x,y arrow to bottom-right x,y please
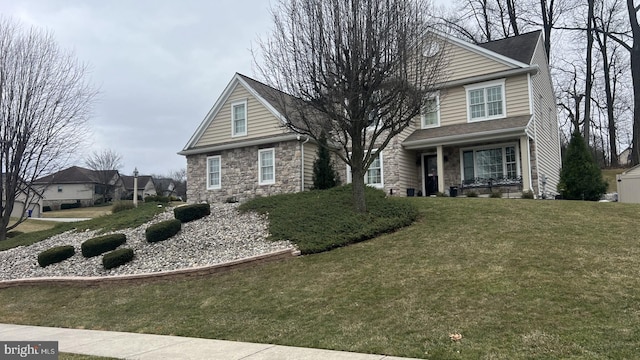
206,155 -> 221,190
421,92 -> 440,129
464,79 -> 506,122
459,143 -> 520,180
345,150 -> 384,189
231,100 -> 247,137
258,148 -> 275,185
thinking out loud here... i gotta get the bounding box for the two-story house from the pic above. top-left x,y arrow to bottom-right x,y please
180,30 -> 561,202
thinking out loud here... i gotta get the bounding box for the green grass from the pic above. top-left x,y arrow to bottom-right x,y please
0,198 -> 639,359
239,185 -> 419,254
0,202 -> 167,251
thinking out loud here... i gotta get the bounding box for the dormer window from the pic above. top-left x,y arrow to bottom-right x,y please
465,79 -> 506,122
231,100 -> 247,137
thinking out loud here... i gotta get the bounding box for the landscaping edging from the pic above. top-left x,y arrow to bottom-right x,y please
0,248 -> 300,289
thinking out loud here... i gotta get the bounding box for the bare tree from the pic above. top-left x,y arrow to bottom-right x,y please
0,17 -> 95,240
84,149 -> 123,204
257,0 -> 445,212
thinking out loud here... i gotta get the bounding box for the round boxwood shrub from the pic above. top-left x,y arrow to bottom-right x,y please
173,203 -> 211,223
145,219 -> 181,243
37,245 -> 75,268
102,248 -> 134,269
144,195 -> 170,203
81,233 -> 127,258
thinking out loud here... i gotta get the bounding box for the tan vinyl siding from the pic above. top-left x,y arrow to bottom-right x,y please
195,84 -> 287,147
303,142 -> 317,190
443,42 -> 512,82
505,75 -> 531,117
529,35 -> 561,196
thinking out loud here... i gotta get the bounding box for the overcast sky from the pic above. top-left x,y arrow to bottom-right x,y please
0,0 -> 446,177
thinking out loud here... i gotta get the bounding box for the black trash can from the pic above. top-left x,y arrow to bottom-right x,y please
449,186 -> 458,197
406,188 -> 415,197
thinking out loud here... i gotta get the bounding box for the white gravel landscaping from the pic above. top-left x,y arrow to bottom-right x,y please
0,203 -> 295,281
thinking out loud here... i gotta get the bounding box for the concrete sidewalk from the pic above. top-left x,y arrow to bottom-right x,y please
0,323 -> 420,360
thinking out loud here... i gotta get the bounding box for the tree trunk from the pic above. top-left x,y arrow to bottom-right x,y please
584,0 -> 595,143
628,0 -> 640,166
351,169 -> 367,213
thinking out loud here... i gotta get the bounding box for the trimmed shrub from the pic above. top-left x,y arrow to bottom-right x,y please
112,201 -> 135,213
6,231 -> 23,238
466,191 -> 478,198
145,219 -> 181,243
81,233 -> 127,258
490,191 -> 503,198
37,245 -> 75,267
43,206 -> 52,212
173,203 -> 211,223
103,248 -> 134,269
61,202 -> 81,210
144,195 -> 170,203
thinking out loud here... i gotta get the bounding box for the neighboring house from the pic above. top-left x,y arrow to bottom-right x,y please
33,166 -> 125,210
121,175 -> 157,200
618,147 -> 632,167
153,178 -> 177,197
180,30 -> 561,202
2,175 -> 43,218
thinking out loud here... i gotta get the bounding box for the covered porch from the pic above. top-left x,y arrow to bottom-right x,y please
401,115 -> 534,196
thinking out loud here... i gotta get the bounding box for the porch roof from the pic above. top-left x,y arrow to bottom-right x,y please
402,115 -> 531,149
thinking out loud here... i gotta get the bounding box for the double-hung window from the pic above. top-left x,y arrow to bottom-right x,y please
231,100 -> 247,137
258,148 -> 275,185
462,145 -> 519,183
465,80 -> 506,122
207,155 -> 221,190
421,93 -> 440,128
346,151 -> 384,189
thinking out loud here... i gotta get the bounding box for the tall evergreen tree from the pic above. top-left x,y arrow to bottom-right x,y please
312,134 -> 338,190
557,131 -> 607,200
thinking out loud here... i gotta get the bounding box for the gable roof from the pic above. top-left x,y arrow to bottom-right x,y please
121,175 -> 153,191
33,166 -> 117,185
476,30 -> 541,65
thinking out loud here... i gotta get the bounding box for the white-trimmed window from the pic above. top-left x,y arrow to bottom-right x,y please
258,148 -> 275,185
346,150 -> 384,189
461,144 -> 519,182
421,93 -> 440,128
465,79 -> 506,122
231,100 -> 247,137
207,155 -> 221,190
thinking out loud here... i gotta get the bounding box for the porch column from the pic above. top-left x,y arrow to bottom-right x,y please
437,145 -> 445,193
520,136 -> 532,192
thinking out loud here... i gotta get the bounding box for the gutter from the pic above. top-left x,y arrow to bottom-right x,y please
402,126 -> 528,149
178,134 -> 300,156
434,66 -> 539,90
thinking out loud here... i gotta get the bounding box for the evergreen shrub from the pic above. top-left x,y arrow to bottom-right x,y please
102,248 -> 134,269
81,233 -> 127,258
173,203 -> 211,223
37,245 -> 75,267
144,195 -> 170,203
558,131 -> 607,201
145,219 -> 181,243
312,133 -> 339,190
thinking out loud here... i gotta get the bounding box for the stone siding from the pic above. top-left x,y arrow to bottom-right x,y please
187,140 -> 302,203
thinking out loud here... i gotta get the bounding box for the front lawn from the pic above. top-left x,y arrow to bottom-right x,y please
0,198 -> 639,359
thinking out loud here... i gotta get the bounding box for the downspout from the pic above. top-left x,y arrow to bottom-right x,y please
298,136 -> 310,192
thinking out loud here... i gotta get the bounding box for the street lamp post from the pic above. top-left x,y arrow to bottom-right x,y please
133,168 -> 139,207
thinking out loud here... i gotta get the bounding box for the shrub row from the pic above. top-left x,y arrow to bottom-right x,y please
173,203 -> 210,223
38,245 -> 75,267
102,248 -> 134,269
144,195 -> 170,203
145,219 -> 181,243
81,233 -> 127,258
61,202 -> 81,210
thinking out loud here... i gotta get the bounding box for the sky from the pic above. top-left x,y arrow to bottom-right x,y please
0,0 -> 274,177
0,0 -> 447,177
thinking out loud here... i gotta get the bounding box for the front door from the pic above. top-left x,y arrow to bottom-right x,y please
424,155 -> 438,196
